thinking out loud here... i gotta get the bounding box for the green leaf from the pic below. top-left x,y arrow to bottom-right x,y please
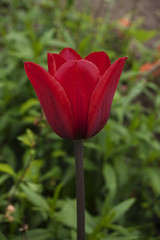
84,157 -> 97,171
20,184 -> 50,212
103,163 -> 117,199
89,212 -> 115,240
61,27 -> 76,48
131,28 -> 157,42
107,237 -> 138,240
113,159 -> 128,187
24,160 -> 43,181
144,168 -> 160,195
54,199 -> 77,229
50,39 -> 68,48
11,229 -> 53,240
18,129 -> 36,147
71,229 -> 77,240
120,70 -> 139,81
39,29 -> 55,47
20,98 -> 39,114
126,80 -> 146,103
84,142 -> 103,152
54,199 -> 94,233
51,182 -> 63,214
0,232 -> 8,240
0,175 -> 9,185
27,229 -> 52,240
109,198 -> 136,222
107,223 -> 132,236
40,166 -> 62,181
0,163 -> 16,177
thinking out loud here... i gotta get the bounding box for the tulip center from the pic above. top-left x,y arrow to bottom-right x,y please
55,59 -> 100,139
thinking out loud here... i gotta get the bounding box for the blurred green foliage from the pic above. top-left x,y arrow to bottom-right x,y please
1,0 -> 160,239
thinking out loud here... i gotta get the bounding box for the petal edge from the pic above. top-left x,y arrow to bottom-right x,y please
86,57 -> 127,138
47,53 -> 66,76
24,62 -> 74,139
59,47 -> 82,61
85,51 -> 111,75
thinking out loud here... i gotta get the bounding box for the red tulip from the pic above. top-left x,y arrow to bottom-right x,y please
24,47 -> 127,140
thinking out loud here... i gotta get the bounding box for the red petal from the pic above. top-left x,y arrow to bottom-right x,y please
59,47 -> 82,61
85,51 -> 111,76
55,59 -> 100,139
47,53 -> 66,76
24,62 -> 74,139
86,57 -> 127,138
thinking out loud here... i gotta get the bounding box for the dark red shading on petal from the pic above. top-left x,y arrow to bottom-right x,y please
55,59 -> 100,139
86,57 -> 128,139
24,62 -> 74,139
47,53 -> 66,76
85,51 -> 111,76
59,47 -> 82,61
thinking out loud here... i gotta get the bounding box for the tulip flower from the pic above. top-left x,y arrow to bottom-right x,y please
24,47 -> 127,140
24,47 -> 127,240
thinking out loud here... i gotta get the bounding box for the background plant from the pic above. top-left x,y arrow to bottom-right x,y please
1,0 -> 160,239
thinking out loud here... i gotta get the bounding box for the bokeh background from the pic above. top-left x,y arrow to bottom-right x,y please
1,0 -> 160,239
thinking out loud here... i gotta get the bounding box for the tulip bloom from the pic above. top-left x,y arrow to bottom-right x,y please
24,47 -> 127,140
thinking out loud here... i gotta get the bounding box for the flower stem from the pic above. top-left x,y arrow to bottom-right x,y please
74,140 -> 85,240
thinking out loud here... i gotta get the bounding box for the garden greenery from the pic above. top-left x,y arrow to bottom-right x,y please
0,0 -> 160,239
